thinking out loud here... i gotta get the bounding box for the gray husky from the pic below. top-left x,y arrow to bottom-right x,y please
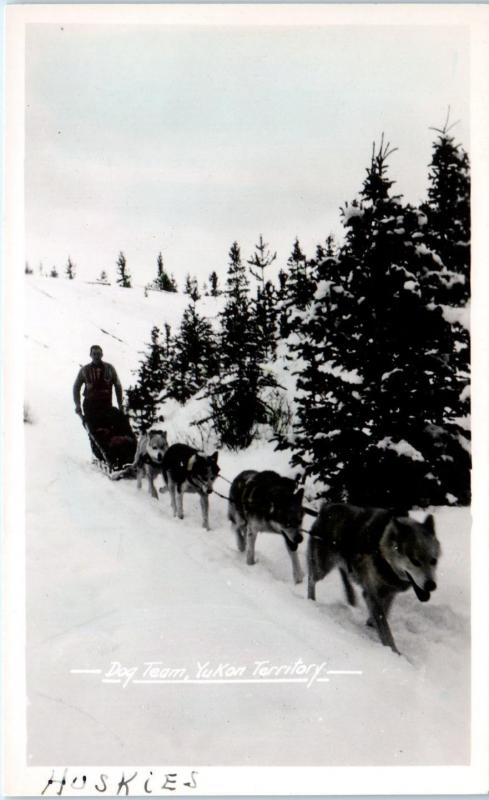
307,503 -> 441,654
228,470 -> 305,584
134,429 -> 169,499
161,443 -> 219,530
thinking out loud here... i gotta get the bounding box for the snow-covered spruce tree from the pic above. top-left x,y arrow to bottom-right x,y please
116,251 -> 132,288
247,235 -> 278,361
155,252 -> 177,292
50,266 -> 59,278
276,268 -> 289,338
166,303 -> 219,403
289,137 -> 469,507
281,239 -> 368,502
345,138 -> 470,506
309,235 -> 337,270
209,271 -> 221,297
419,114 -> 470,306
247,234 -> 277,286
416,119 -> 470,375
412,117 -> 471,502
206,242 -> 276,449
255,280 -> 279,361
278,239 -> 316,338
126,326 -> 166,432
184,274 -> 201,302
65,257 -> 76,280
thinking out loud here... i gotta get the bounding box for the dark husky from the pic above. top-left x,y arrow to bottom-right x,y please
228,470 -> 305,584
307,503 -> 441,654
161,443 -> 219,530
134,429 -> 169,499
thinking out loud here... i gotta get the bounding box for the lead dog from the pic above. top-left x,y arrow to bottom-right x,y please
228,470 -> 305,584
134,429 -> 169,499
161,443 -> 219,530
307,503 -> 441,654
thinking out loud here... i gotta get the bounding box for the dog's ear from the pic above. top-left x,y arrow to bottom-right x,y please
210,451 -> 219,463
424,513 -> 435,535
187,454 -> 197,470
387,518 -> 400,544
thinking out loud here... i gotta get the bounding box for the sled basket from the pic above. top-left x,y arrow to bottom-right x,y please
81,407 -> 137,475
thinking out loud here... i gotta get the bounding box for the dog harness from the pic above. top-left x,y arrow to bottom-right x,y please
372,551 -> 410,591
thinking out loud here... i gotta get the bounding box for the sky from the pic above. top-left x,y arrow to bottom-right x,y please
25,22 -> 470,288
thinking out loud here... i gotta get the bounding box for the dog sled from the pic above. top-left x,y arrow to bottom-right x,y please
81,406 -> 137,479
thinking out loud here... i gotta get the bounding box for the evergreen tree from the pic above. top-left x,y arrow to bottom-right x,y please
65,257 -> 76,280
283,246 -> 367,502
50,266 -> 59,278
287,136 -> 470,507
247,234 -> 277,285
307,236 -> 338,283
206,242 -> 276,449
254,280 -> 278,361
184,274 -> 201,302
126,326 -> 166,432
276,268 -> 289,338
116,251 -> 131,288
209,271 -> 221,297
324,234 -> 337,260
155,252 -> 176,292
279,239 -> 316,338
167,304 -> 219,403
247,235 -> 278,360
25,262 -> 33,275
419,112 -> 470,305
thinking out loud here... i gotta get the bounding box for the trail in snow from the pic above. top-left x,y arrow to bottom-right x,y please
25,277 -> 470,766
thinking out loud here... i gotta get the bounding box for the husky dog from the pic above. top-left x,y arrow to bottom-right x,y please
134,429 -> 169,499
161,443 -> 219,530
307,504 -> 440,654
228,470 -> 305,584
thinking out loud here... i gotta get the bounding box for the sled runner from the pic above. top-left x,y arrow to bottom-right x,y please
81,406 -> 137,479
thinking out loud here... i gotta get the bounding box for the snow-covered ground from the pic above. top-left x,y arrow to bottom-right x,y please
25,277 -> 470,766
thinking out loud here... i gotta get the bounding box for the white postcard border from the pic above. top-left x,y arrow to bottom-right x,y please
3,4 -> 489,796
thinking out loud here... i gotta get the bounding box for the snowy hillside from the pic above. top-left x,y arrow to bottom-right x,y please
25,276 -> 470,767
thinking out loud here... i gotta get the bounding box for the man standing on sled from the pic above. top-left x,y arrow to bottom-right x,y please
73,345 -> 135,470
73,344 -> 123,420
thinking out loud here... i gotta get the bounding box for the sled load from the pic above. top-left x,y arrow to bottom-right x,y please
82,406 -> 137,476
